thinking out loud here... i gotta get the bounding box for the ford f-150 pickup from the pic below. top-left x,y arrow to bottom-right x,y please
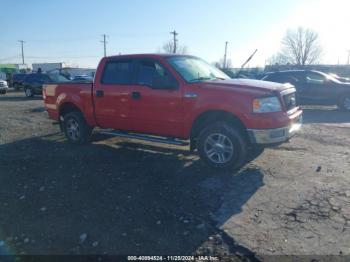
43,54 -> 302,169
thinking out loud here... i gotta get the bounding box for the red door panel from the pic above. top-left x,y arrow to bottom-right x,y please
93,59 -> 135,130
129,85 -> 184,137
93,84 -> 132,130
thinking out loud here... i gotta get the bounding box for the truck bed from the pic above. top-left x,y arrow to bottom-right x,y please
43,82 -> 96,126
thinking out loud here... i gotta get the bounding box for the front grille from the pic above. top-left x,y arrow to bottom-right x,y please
283,92 -> 297,111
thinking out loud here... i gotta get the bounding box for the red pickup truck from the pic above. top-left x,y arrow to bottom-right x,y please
43,54 -> 302,169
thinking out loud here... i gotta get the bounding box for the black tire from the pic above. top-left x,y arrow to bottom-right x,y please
247,146 -> 264,162
62,111 -> 92,144
24,87 -> 34,97
338,96 -> 350,111
197,122 -> 247,170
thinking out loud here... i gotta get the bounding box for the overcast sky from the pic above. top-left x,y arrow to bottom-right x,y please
1,0 -> 349,68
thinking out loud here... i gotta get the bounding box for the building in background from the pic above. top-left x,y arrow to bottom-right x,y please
0,64 -> 29,82
32,63 -> 64,73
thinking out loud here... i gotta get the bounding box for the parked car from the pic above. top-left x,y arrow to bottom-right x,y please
43,54 -> 302,170
261,70 -> 350,111
222,68 -> 260,79
11,73 -> 27,90
0,79 -> 9,94
23,73 -> 69,97
72,75 -> 93,82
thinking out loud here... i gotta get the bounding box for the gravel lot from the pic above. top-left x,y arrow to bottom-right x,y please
0,90 -> 349,260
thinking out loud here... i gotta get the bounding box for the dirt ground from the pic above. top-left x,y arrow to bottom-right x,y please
0,90 -> 349,260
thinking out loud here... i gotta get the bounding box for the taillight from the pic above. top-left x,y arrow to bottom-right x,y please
42,86 -> 46,99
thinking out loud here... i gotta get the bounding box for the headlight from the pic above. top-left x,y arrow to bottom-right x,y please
253,96 -> 282,113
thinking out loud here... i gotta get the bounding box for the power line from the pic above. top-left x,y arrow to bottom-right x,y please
18,40 -> 25,64
101,34 -> 108,57
170,30 -> 178,54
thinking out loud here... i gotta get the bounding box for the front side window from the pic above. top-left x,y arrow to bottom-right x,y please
167,56 -> 229,82
102,60 -> 133,84
305,72 -> 326,84
138,60 -> 165,85
137,59 -> 177,89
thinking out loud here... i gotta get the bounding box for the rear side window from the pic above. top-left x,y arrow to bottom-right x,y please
264,73 -> 299,84
101,60 -> 133,84
263,74 -> 285,82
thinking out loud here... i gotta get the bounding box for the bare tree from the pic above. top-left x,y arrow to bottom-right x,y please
161,41 -> 188,54
279,27 -> 322,66
213,58 -> 232,69
267,53 -> 289,65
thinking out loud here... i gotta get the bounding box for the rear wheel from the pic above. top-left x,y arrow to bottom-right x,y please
197,122 -> 247,170
24,87 -> 34,97
62,111 -> 92,144
338,96 -> 350,111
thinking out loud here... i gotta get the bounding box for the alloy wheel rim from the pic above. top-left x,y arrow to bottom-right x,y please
25,88 -> 32,97
66,118 -> 80,141
204,133 -> 234,164
344,98 -> 350,110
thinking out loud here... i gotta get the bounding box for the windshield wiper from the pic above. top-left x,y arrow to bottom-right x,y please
189,76 -> 213,82
213,76 -> 226,80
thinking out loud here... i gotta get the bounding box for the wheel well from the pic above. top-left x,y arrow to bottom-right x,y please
59,103 -> 81,117
190,110 -> 249,149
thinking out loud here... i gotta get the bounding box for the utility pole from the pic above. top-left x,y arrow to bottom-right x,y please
170,30 -> 178,54
223,41 -> 228,69
347,50 -> 350,65
101,34 -> 108,57
18,40 -> 25,64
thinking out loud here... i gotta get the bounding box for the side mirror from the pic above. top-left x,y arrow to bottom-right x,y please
152,75 -> 178,89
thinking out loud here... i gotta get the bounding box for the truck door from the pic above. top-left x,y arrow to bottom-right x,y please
129,58 -> 184,137
93,59 -> 136,130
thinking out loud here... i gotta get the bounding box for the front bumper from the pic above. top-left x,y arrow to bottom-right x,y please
247,115 -> 302,145
0,86 -> 8,94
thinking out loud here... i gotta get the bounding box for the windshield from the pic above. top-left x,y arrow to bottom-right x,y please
167,56 -> 230,82
48,73 -> 70,83
317,71 -> 342,84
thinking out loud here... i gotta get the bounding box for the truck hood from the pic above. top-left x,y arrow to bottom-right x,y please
201,78 -> 293,94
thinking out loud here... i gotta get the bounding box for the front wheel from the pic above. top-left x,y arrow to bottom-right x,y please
24,87 -> 34,97
338,96 -> 350,111
197,122 -> 247,170
62,111 -> 92,144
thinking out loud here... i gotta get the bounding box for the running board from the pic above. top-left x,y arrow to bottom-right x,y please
100,130 -> 189,146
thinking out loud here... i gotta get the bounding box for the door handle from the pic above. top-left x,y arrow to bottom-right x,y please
132,91 -> 141,100
96,90 -> 104,97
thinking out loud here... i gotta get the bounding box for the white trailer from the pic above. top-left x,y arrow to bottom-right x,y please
32,63 -> 63,72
